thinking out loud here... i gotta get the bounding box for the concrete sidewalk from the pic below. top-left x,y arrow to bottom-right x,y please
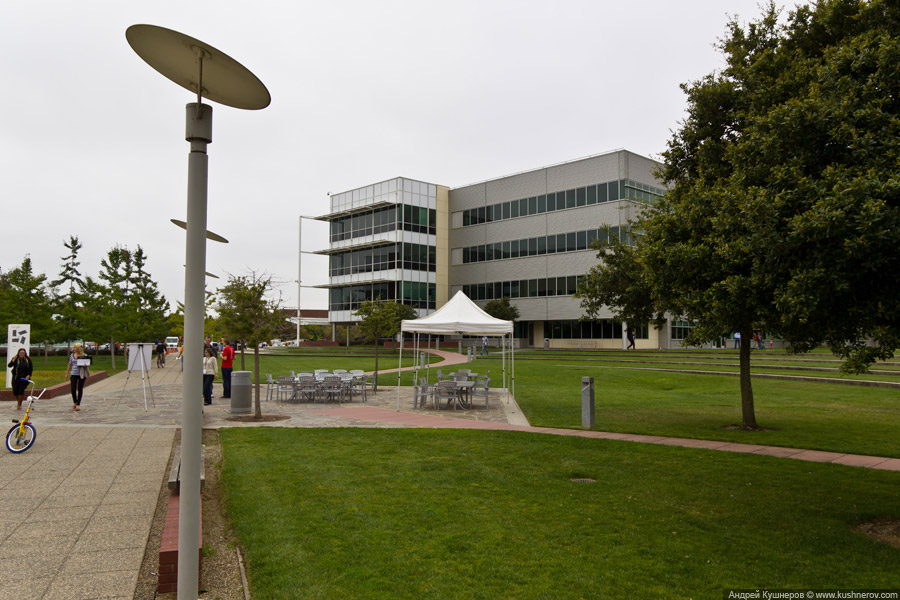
0,426 -> 174,599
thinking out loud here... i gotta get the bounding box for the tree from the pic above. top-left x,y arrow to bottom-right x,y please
0,257 -> 55,349
126,245 -> 169,341
576,0 -> 900,430
354,299 -> 416,392
483,297 -> 521,323
216,273 -> 281,418
94,246 -> 133,369
49,235 -> 85,351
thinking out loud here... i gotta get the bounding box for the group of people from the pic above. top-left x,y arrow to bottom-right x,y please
202,337 -> 235,406
7,343 -> 90,411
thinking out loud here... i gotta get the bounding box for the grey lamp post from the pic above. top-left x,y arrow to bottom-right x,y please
126,25 -> 269,599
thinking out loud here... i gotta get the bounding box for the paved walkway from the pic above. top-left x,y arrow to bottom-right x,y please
2,362 -> 899,598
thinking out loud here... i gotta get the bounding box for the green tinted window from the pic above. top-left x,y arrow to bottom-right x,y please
608,181 -> 619,201
547,192 -> 557,211
510,201 -> 519,218
528,196 -> 537,214
598,183 -> 608,203
520,198 -> 528,216
586,185 -> 597,205
502,202 -> 511,220
576,187 -> 586,206
566,189 -> 576,209
537,195 -> 546,213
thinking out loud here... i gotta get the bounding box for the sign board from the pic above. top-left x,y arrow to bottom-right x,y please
127,343 -> 154,372
5,324 -> 30,389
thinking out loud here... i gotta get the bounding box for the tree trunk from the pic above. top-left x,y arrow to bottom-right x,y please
110,336 -> 116,370
739,329 -> 759,430
253,347 -> 262,419
240,343 -> 245,370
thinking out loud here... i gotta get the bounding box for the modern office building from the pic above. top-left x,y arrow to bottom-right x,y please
316,149 -> 669,348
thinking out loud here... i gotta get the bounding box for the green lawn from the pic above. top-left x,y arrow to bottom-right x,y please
0,354 -> 128,387
220,428 -> 900,600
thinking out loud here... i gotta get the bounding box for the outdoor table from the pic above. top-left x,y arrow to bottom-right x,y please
453,380 -> 475,409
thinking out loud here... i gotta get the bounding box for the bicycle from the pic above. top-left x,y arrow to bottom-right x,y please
6,379 -> 45,453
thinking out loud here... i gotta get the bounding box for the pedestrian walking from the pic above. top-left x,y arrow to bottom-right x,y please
626,328 -> 636,350
64,342 -> 90,411
482,336 -> 488,356
156,340 -> 167,368
734,332 -> 741,349
220,340 -> 235,398
7,348 -> 32,410
202,347 -> 217,405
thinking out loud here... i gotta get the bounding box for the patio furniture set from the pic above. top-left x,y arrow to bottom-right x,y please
414,369 -> 491,411
267,370 -> 372,404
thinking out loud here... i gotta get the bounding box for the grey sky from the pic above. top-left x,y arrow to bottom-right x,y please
1,0 -> 794,313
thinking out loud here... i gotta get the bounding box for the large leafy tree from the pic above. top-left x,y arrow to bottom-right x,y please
0,257 -> 55,348
577,0 -> 900,430
49,235 -> 85,351
483,297 -> 521,323
93,245 -> 133,369
216,272 -> 281,418
354,299 -> 416,392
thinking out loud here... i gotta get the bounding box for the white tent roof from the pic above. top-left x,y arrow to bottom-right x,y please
401,290 -> 513,335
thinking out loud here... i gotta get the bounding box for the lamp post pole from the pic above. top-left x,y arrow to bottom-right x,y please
298,216 -> 302,344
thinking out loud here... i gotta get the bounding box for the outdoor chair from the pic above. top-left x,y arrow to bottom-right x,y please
332,369 -> 348,375
436,369 -> 452,382
348,375 -> 368,402
456,369 -> 471,379
297,372 -> 313,378
471,376 -> 490,408
276,376 -> 296,403
433,380 -> 459,410
321,375 -> 345,403
348,369 -> 364,376
264,374 -> 276,402
298,376 -> 319,402
290,370 -> 295,377
413,378 -> 432,409
314,369 -> 329,375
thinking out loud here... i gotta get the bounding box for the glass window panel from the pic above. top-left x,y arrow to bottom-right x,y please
537,237 -> 546,255
520,280 -> 529,297
576,187 -> 586,206
614,321 -> 623,338
510,280 -> 519,298
502,202 -> 511,220
566,189 -> 576,209
537,278 -> 547,297
567,232 -> 576,251
528,238 -> 537,256
494,282 -> 502,298
502,281 -> 511,297
586,185 -> 597,205
546,235 -> 556,253
510,240 -> 519,258
577,231 -> 587,250
520,198 -> 528,216
529,279 -> 538,297
494,242 -> 502,259
537,195 -> 546,213
608,181 -> 619,201
486,244 -> 493,261
557,233 -> 567,252
567,276 -> 577,295
477,207 -> 486,224
547,192 -> 556,211
598,183 -> 608,203
546,277 -> 556,296
561,321 -> 571,338
528,196 -> 537,214
609,226 -> 620,242
510,201 -> 519,218
557,276 -> 566,294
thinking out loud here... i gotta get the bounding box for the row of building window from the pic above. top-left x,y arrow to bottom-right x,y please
670,321 -> 696,340
329,281 -> 436,311
329,243 -> 436,276
460,179 -> 664,227
329,205 -> 436,242
543,320 -> 648,340
461,275 -> 583,301
461,227 -> 625,264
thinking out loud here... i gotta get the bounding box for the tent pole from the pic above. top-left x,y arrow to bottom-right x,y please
396,329 -> 403,411
426,334 -> 431,384
511,333 -> 515,404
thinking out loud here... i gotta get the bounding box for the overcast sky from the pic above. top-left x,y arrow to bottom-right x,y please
2,0 -> 798,312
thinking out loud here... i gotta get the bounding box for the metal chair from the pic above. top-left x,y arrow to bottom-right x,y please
276,376 -> 296,403
321,375 -> 344,403
298,376 -> 319,402
348,375 -> 368,402
332,369 -> 348,375
265,374 -> 276,402
471,376 -> 490,408
413,378 -> 432,409
433,380 -> 459,410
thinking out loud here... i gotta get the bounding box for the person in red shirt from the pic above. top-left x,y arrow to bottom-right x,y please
220,340 -> 235,398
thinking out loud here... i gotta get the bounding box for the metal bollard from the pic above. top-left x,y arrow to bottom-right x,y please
581,377 -> 595,429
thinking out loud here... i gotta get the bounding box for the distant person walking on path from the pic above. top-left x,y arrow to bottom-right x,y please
220,340 -> 235,399
7,348 -> 32,410
205,336 -> 218,357
156,340 -> 167,368
626,328 -> 636,350
482,336 -> 488,356
176,342 -> 184,372
202,348 -> 217,406
734,332 -> 741,349
64,342 -> 89,411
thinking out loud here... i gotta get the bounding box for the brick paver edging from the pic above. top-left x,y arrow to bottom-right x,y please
305,405 -> 900,472
0,370 -> 108,401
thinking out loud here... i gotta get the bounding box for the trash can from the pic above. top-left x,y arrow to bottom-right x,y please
544,338 -> 550,349
231,371 -> 252,414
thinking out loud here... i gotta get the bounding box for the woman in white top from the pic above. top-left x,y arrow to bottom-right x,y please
64,342 -> 90,411
202,347 -> 217,405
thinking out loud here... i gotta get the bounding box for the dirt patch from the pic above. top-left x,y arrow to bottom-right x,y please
855,518 -> 900,548
135,429 -> 247,600
226,414 -> 291,423
720,424 -> 780,432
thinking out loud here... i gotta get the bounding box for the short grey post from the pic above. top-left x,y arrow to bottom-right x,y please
458,341 -> 462,355
581,376 -> 595,429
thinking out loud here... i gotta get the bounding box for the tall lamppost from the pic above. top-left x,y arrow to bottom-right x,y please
127,25 -> 269,599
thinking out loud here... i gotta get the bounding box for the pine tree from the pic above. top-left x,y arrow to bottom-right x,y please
49,235 -> 85,351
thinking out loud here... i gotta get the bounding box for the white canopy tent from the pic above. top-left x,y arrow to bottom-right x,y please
397,290 -> 515,410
